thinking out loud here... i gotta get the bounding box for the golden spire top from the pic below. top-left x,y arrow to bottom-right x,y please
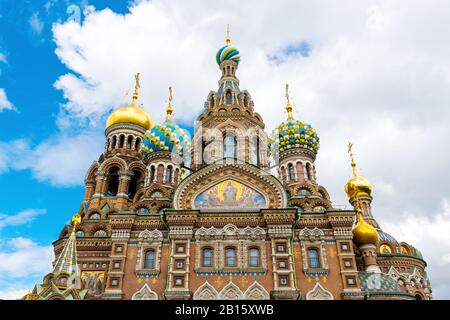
131,72 -> 141,106
166,86 -> 174,121
70,212 -> 81,236
347,141 -> 358,177
226,24 -> 231,45
285,83 -> 293,119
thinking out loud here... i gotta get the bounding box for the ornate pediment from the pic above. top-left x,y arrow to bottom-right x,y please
173,161 -> 287,210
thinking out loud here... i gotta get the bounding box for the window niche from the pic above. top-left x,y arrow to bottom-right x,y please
299,227 -> 329,275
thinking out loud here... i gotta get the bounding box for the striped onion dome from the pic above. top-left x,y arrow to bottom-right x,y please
141,119 -> 190,157
216,45 -> 240,65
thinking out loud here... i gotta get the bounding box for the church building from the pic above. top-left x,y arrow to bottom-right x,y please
23,31 -> 432,300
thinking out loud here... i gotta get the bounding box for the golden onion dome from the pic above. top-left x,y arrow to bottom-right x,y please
344,142 -> 372,199
353,206 -> 378,246
106,73 -> 152,130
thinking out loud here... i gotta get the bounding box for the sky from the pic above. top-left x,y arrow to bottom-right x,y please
0,0 -> 449,299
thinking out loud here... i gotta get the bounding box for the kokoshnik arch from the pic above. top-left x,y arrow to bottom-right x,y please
22,29 -> 432,301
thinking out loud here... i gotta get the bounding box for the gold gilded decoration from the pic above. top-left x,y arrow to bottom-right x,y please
352,201 -> 378,246
344,142 -> 373,199
194,179 -> 267,209
226,24 -> 231,45
106,73 -> 152,130
285,83 -> 293,119
166,86 -> 173,120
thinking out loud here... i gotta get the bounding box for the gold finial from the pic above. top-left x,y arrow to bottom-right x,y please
285,83 -> 293,119
70,212 -> 81,235
347,141 -> 358,177
132,72 -> 141,106
166,86 -> 173,121
226,24 -> 231,45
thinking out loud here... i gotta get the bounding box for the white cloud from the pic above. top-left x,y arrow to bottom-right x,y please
9,0 -> 447,298
0,209 -> 46,230
0,88 -> 14,112
0,237 -> 53,300
0,130 -> 103,187
383,199 -> 450,300
29,12 -> 44,35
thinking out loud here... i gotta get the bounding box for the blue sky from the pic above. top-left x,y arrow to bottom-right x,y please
0,0 -> 132,298
0,0 -> 449,299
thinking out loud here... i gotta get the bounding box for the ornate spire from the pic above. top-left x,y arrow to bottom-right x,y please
347,141 -> 358,177
166,86 -> 173,121
226,24 -> 231,45
52,213 -> 81,276
131,72 -> 141,107
285,83 -> 293,119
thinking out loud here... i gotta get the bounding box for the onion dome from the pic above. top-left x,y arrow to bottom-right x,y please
106,73 -> 152,130
141,87 -> 190,157
377,229 -> 398,244
344,142 -> 373,199
268,84 -> 320,155
216,25 -> 240,65
353,206 -> 378,246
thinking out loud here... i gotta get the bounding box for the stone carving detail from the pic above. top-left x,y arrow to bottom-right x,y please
219,282 -> 244,300
138,229 -> 163,243
193,281 -> 219,300
298,227 -> 329,274
132,284 -> 158,300
305,282 -> 333,300
195,224 -> 266,241
243,281 -> 270,300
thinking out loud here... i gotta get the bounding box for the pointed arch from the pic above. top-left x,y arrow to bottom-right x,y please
243,281 -> 270,300
219,282 -> 244,300
132,284 -> 158,300
193,281 -> 219,300
306,282 -> 333,300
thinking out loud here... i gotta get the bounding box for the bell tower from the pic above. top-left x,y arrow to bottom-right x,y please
191,27 -> 269,170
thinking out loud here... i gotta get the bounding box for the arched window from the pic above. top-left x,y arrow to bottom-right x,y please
289,164 -> 296,180
76,231 -> 85,237
119,135 -> 125,148
306,163 -> 312,180
297,189 -> 312,197
111,136 -> 117,149
250,136 -> 260,165
224,134 -> 237,159
249,248 -> 260,267
94,230 -> 107,237
128,170 -> 141,200
415,293 -> 424,300
106,166 -> 120,197
135,138 -> 141,151
308,248 -> 320,268
243,95 -> 248,107
202,248 -> 213,267
89,213 -> 101,220
127,135 -> 133,149
149,166 -> 155,183
144,250 -> 155,269
226,91 -> 232,104
165,166 -> 173,183
225,247 -> 236,267
210,96 -> 215,108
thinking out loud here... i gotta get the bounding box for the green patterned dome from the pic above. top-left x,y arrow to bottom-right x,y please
141,119 -> 190,157
269,118 -> 320,155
